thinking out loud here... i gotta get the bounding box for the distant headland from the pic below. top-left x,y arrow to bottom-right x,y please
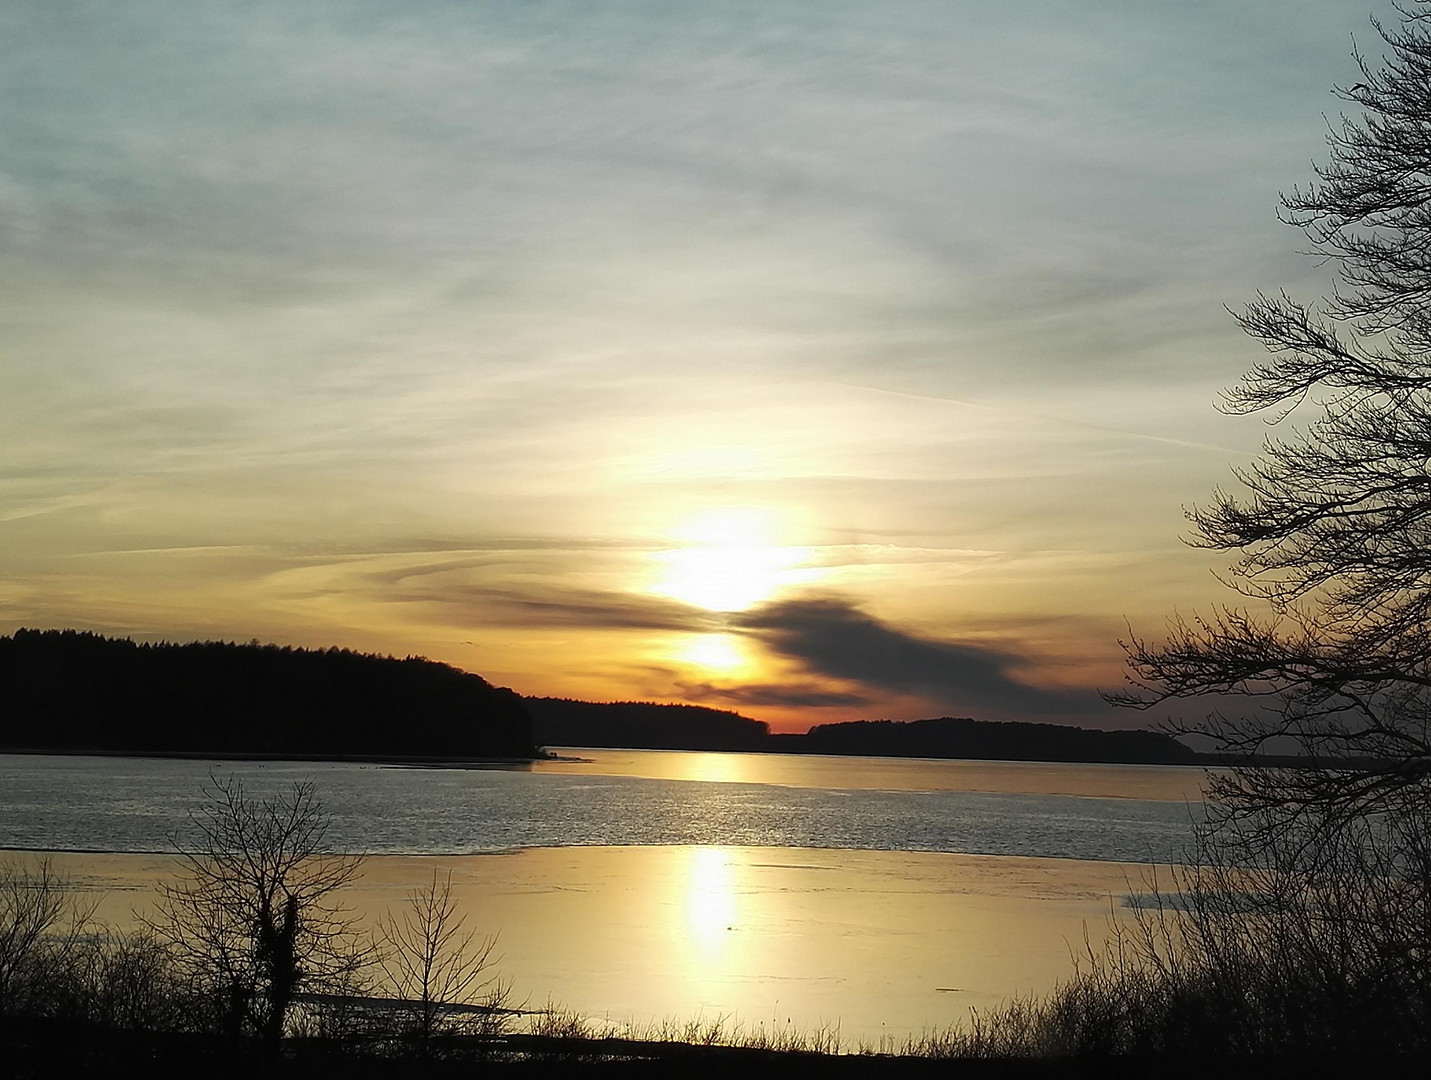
1,629 -> 1203,767
0,628 -> 536,760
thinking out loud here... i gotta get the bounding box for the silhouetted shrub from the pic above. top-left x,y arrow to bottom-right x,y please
939,793 -> 1431,1058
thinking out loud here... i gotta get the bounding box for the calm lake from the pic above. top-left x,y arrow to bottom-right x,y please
0,749 -> 1214,1043
0,748 -> 1208,862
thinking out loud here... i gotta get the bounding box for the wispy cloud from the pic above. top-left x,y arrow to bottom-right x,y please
384,580 -> 717,634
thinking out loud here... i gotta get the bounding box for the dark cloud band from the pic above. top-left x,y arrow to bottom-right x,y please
734,595 -> 1104,720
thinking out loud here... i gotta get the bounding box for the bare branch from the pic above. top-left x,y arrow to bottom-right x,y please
146,775 -> 370,1051
1115,2 -> 1431,848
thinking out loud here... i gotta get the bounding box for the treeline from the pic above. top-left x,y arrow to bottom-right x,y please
780,716 -> 1197,765
0,629 -> 535,759
525,698 -> 770,751
529,700 -> 1195,766
0,629 -> 1192,766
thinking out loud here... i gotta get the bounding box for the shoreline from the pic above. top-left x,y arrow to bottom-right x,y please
1,742 -> 1351,772
0,746 -> 545,766
0,743 -> 1212,770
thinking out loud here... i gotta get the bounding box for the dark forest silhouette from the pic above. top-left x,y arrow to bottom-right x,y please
525,697 -> 771,751
1,630 -> 1197,766
0,629 -> 535,760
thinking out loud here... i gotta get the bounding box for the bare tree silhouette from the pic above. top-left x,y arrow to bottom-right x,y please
1114,1 -> 1431,850
377,869 -> 512,1054
148,776 -> 368,1053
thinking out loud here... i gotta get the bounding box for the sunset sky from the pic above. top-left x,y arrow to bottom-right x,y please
0,1 -> 1389,732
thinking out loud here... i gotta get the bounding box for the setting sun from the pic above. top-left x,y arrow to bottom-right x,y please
650,508 -> 810,612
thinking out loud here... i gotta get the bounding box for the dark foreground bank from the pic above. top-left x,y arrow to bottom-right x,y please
0,1019 -> 1390,1080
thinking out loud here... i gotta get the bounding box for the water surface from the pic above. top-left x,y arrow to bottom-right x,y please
0,750 -> 1212,1042
32,845 -> 1155,1044
0,749 -> 1208,863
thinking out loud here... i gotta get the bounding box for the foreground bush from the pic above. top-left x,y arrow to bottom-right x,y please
0,856 -> 107,1022
931,794 -> 1431,1059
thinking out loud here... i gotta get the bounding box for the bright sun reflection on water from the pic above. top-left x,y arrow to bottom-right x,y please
669,752 -> 744,784
685,847 -> 738,960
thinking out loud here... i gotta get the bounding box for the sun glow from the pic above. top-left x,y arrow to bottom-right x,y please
672,633 -> 748,673
651,507 -> 809,612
